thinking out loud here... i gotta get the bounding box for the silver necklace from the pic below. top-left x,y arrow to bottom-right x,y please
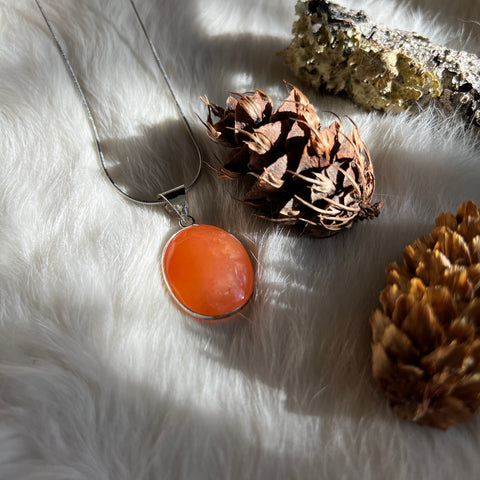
35,0 -> 255,321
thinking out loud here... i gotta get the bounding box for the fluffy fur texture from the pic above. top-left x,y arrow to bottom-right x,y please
1,0 -> 480,478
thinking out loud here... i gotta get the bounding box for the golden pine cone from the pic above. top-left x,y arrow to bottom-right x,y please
370,201 -> 480,430
201,85 -> 383,237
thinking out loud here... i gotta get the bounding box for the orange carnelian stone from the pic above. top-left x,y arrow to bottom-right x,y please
163,224 -> 254,319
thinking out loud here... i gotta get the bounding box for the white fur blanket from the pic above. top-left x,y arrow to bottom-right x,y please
1,0 -> 480,478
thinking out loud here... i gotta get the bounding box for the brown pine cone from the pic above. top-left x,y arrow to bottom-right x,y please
201,85 -> 383,237
370,201 -> 480,430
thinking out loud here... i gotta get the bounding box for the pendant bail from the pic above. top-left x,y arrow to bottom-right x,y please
158,185 -> 194,227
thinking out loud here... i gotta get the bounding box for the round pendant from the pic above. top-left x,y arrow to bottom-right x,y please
162,224 -> 254,320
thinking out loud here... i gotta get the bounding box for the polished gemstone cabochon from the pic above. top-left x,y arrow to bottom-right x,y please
162,224 -> 254,319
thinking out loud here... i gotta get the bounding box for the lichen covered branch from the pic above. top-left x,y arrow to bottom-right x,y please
282,0 -> 480,127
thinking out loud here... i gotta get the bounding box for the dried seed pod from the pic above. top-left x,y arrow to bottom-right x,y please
370,201 -> 480,430
202,85 -> 383,237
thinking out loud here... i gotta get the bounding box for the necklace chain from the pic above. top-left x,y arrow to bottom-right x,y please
34,0 -> 203,206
